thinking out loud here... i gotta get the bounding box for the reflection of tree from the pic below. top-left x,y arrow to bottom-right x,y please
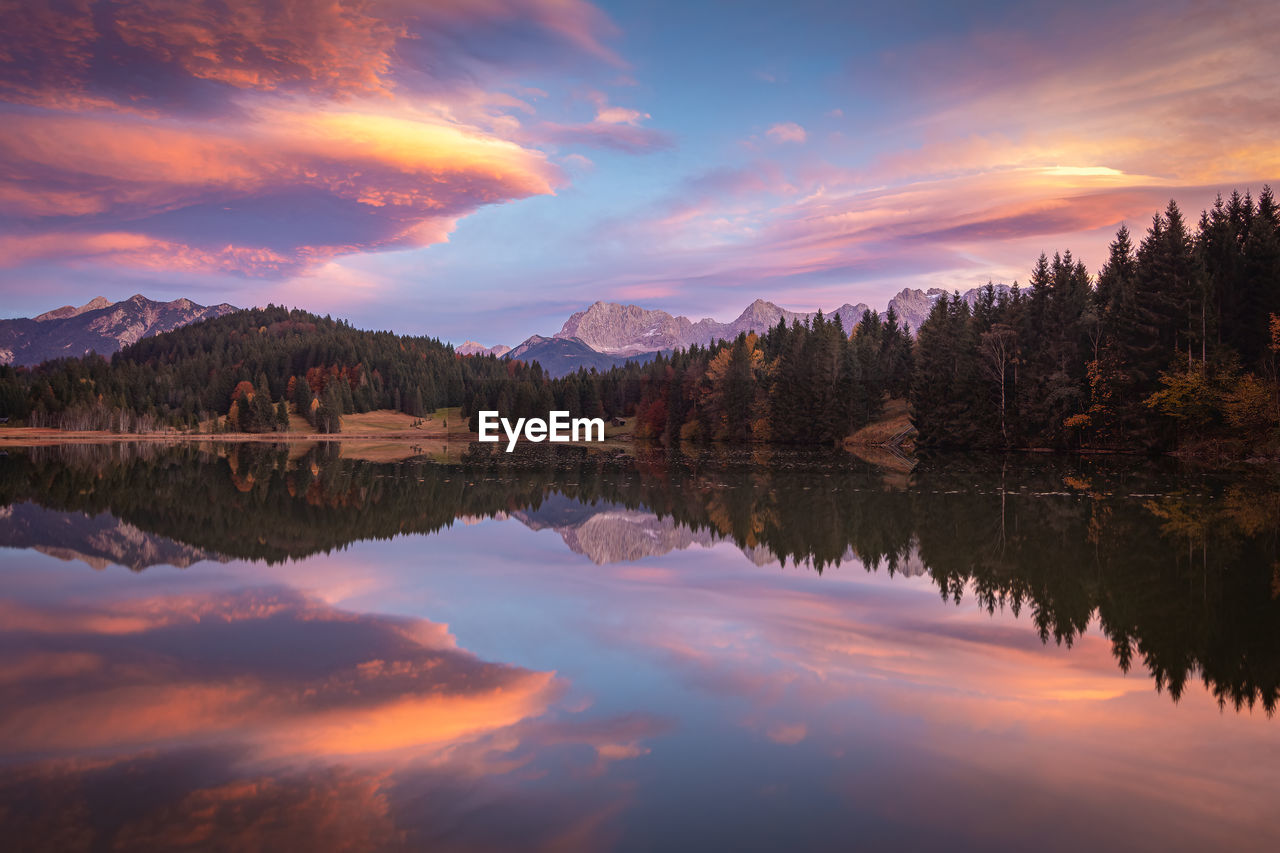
909,458 -> 1280,715
979,324 -> 1018,444
2,445 -> 1278,713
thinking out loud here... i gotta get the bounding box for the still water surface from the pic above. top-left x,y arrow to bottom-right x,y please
1,443 -> 1278,851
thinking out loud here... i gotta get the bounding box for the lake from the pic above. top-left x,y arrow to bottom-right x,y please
1,442 -> 1278,851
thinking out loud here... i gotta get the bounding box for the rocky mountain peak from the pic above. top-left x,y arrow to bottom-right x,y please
556,301 -> 690,355
733,298 -> 783,324
456,341 -> 511,357
34,296 -> 112,323
2,295 -> 240,366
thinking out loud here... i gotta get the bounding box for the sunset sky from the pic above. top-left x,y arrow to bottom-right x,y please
1,0 -> 1277,345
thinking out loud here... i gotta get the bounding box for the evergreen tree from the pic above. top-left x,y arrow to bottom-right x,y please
1241,186 -> 1280,366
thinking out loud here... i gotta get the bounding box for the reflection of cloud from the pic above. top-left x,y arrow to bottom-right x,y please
0,576 -> 676,850
0,756 -> 407,853
515,711 -> 671,774
0,743 -> 644,853
111,766 -> 404,852
0,587 -> 558,760
611,573 -> 1146,710
561,554 -> 1280,846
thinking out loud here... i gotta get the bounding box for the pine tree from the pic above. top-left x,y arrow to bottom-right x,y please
1241,186 -> 1280,367
292,375 -> 315,423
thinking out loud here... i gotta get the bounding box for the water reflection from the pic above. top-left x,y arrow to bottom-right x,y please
0,573 -> 663,851
3,443 -> 1278,714
1,443 -> 1279,850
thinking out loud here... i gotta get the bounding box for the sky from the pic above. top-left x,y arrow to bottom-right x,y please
1,0 -> 1278,346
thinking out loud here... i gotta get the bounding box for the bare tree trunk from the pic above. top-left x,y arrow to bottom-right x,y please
1000,371 -> 1007,444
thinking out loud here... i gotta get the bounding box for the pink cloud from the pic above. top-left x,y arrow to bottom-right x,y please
534,93 -> 672,153
594,105 -> 650,125
537,121 -> 673,153
0,0 -> 625,278
766,122 -> 807,144
0,104 -> 561,275
1,0 -> 624,108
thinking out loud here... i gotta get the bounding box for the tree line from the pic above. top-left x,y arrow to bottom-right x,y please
913,188 -> 1280,452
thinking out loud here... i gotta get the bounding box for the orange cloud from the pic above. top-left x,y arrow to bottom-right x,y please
0,0 -> 624,277
109,0 -> 404,98
0,0 -> 621,107
0,102 -> 560,274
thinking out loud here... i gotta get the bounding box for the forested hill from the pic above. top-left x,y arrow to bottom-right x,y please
0,306 -> 544,432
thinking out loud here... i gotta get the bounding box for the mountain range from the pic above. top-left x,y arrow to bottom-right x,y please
554,298 -> 875,356
1,286 -> 1005,377
0,294 -> 238,366
455,341 -> 512,357
465,285 -> 1005,378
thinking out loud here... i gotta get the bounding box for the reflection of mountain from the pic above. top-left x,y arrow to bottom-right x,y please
513,495 -> 720,564
893,543 -> 930,578
0,502 -> 227,570
514,496 -> 938,573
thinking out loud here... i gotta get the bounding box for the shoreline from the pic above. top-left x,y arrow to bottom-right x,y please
2,428 -> 1274,469
0,428 -> 477,446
